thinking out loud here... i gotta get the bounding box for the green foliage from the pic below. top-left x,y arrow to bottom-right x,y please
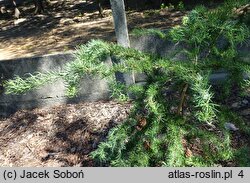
216,108 -> 250,166
63,40 -> 111,97
218,107 -> 250,136
4,71 -> 61,94
169,3 -> 249,64
164,122 -> 185,166
3,0 -> 250,167
109,81 -> 129,102
160,3 -> 175,10
183,125 -> 233,166
234,147 -> 250,167
160,3 -> 166,9
176,1 -> 185,11
134,0 -> 249,65
90,126 -> 130,165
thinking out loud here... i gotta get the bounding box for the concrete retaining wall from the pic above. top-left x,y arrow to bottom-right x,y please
0,35 -> 249,118
0,52 -> 111,118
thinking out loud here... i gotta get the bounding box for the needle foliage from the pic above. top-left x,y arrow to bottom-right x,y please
4,0 -> 250,166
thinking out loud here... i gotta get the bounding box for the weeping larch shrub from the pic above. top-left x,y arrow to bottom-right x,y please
4,0 -> 250,166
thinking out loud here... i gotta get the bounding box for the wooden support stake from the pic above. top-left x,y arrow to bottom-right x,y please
177,83 -> 189,115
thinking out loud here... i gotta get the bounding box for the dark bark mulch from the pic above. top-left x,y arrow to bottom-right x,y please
0,100 -> 132,167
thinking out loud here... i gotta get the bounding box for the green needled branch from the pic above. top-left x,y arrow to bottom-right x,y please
3,0 -> 250,167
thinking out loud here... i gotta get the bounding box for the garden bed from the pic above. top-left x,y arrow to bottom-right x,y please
0,92 -> 249,167
0,100 -> 132,167
1,0 -> 249,167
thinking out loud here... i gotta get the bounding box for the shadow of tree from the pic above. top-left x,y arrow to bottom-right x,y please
42,101 -> 122,166
0,100 -> 131,167
0,15 -> 59,39
0,0 -> 187,60
0,111 -> 38,147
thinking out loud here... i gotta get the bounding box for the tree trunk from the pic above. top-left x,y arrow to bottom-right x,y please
110,0 -> 135,88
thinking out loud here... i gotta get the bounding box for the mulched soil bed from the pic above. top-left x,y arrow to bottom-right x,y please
0,91 -> 249,167
0,100 -> 132,167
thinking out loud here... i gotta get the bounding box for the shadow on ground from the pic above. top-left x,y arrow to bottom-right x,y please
0,0 -> 186,60
0,101 -> 132,166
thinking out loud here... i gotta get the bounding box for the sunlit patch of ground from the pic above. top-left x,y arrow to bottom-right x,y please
0,0 -> 185,60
